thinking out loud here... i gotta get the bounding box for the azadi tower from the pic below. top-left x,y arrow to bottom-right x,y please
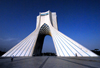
2,10 -> 98,57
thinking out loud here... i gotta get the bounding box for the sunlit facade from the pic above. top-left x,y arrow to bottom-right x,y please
2,10 -> 98,57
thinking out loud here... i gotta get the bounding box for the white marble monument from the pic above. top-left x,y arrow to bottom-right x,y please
2,10 -> 98,57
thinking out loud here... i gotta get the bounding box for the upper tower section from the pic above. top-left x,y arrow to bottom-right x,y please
36,10 -> 58,30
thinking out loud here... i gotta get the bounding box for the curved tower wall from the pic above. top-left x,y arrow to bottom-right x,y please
2,10 -> 98,57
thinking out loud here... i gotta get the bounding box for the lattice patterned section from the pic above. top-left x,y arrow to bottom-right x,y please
39,23 -> 50,35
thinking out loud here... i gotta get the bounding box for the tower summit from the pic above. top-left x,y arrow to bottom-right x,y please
2,10 -> 98,57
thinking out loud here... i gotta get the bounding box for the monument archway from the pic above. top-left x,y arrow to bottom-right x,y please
42,35 -> 56,54
33,35 -> 56,56
2,10 -> 98,57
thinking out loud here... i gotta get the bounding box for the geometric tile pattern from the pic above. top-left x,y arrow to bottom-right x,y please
39,23 -> 50,35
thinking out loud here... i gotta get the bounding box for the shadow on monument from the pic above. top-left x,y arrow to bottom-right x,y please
33,35 -> 56,56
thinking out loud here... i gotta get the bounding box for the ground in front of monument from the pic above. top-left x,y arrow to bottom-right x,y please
0,56 -> 100,68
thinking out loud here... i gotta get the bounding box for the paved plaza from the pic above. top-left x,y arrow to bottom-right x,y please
0,56 -> 100,68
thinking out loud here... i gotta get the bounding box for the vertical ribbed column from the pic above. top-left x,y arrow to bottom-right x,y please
2,28 -> 40,57
50,27 -> 98,57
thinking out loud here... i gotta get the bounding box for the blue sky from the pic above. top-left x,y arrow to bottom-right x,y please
0,0 -> 100,53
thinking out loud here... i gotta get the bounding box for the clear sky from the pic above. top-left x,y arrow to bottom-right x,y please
0,0 -> 100,53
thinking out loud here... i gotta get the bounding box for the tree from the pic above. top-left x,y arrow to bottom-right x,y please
94,49 -> 99,51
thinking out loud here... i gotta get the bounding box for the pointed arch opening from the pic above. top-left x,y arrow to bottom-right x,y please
42,35 -> 56,56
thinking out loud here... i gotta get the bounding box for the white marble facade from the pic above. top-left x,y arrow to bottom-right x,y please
2,11 -> 98,57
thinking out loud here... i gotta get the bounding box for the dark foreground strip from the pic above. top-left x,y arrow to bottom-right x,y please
69,57 -> 100,63
57,57 -> 97,68
39,57 -> 49,68
0,57 -> 11,59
